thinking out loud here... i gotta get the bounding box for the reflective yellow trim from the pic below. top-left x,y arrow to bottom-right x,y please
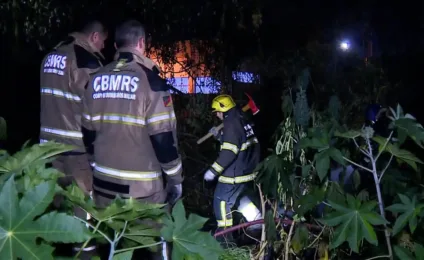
212,162 -> 224,173
163,161 -> 182,176
221,142 -> 239,154
146,111 -> 176,125
217,219 -> 233,227
41,87 -> 81,102
94,163 -> 162,181
40,127 -> 83,140
83,113 -> 146,126
218,172 -> 258,184
218,201 -> 233,227
240,137 -> 259,151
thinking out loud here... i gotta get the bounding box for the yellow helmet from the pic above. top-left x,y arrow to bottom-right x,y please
211,94 -> 236,113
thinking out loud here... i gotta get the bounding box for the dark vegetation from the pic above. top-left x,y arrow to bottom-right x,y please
1,1 -> 424,259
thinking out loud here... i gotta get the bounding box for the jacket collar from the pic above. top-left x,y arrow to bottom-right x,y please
114,47 -> 161,72
224,107 -> 238,120
68,32 -> 105,60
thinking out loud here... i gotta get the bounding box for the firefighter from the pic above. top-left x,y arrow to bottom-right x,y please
204,94 -> 262,244
39,20 -> 107,256
82,20 -> 183,260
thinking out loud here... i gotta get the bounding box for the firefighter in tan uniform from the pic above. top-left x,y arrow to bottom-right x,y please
82,20 -> 183,260
40,20 -> 107,190
39,21 -> 107,255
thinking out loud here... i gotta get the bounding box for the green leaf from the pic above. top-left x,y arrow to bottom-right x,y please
394,245 -> 414,260
255,153 -> 294,198
386,194 -> 424,235
299,137 -> 328,150
0,177 -> 90,260
113,250 -> 134,260
415,243 -> 424,260
334,130 -> 361,139
302,164 -> 312,178
160,200 -> 223,260
314,151 -> 330,181
295,186 -> 326,216
353,170 -> 361,190
291,224 -> 309,254
393,118 -> 424,148
123,224 -> 160,247
356,190 -> 369,204
380,169 -> 408,196
319,194 -> 387,253
373,136 -> 423,171
264,210 -> 277,243
0,141 -> 75,175
328,147 -> 346,166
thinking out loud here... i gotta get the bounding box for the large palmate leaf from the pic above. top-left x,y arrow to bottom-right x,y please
334,130 -> 361,139
0,141 -> 74,185
0,177 -> 90,260
373,136 -> 423,171
255,152 -> 294,198
161,200 -> 223,260
295,186 -> 326,216
392,116 -> 424,148
319,194 -> 387,253
291,224 -> 309,254
386,194 -> 424,236
112,250 -> 134,260
394,243 -> 424,260
300,129 -> 345,181
64,184 -> 166,223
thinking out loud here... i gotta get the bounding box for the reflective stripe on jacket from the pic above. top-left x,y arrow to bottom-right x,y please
82,47 -> 183,199
40,32 -> 103,151
209,108 -> 260,183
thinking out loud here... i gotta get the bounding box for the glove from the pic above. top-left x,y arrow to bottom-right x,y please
209,126 -> 220,138
204,169 -> 216,181
166,184 -> 182,206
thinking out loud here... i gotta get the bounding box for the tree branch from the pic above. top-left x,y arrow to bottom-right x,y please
375,131 -> 393,162
343,156 -> 373,173
76,218 -> 112,244
378,155 -> 393,183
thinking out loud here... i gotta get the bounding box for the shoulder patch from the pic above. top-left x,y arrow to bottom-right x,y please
162,95 -> 173,107
139,64 -> 169,92
74,45 -> 101,70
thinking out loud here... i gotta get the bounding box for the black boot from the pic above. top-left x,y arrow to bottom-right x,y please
215,228 -> 236,249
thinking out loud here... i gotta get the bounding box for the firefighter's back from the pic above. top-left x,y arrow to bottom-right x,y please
227,110 -> 261,176
40,36 -> 102,151
84,55 -> 164,199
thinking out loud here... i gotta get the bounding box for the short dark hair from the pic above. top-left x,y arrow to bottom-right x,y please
81,20 -> 107,36
115,20 -> 146,48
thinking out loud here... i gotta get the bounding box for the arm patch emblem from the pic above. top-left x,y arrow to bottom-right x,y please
163,96 -> 172,107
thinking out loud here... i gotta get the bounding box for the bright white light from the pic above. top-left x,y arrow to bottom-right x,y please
340,41 -> 350,51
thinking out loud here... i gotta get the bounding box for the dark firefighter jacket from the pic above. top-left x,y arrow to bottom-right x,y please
39,32 -> 104,152
209,108 -> 260,184
81,47 -> 183,199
